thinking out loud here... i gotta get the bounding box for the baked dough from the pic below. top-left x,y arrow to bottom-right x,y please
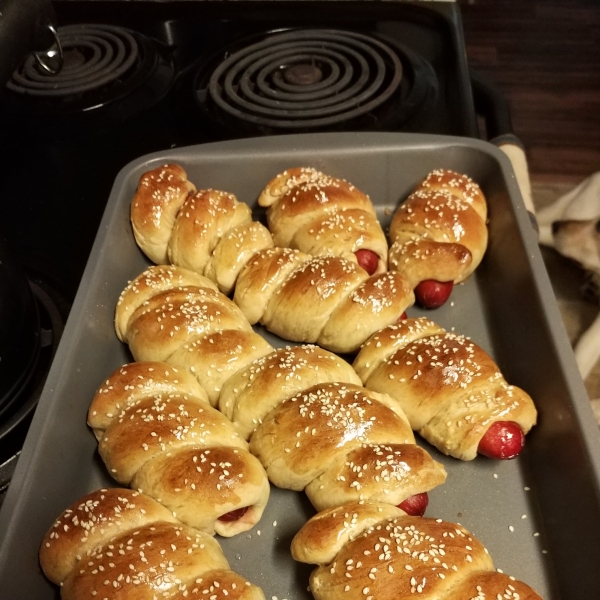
89,363 -> 270,537
258,167 -> 388,274
111,269 -> 445,514
250,382 -> 447,511
388,169 -> 488,288
292,499 -> 543,600
353,317 -> 537,460
129,167 -> 415,353
39,488 -> 265,600
234,249 -> 414,354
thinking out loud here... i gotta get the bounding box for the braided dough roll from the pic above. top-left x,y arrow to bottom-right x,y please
353,317 -> 537,461
129,167 -> 414,354
249,383 -> 447,513
115,265 -> 274,396
233,249 -> 414,354
113,266 -> 442,516
132,169 -> 273,296
168,189 -> 274,296
291,500 -> 542,600
39,487 -> 265,600
88,362 -> 270,537
388,169 -> 488,309
257,167 -> 388,275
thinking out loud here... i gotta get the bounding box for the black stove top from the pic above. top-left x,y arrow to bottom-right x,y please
0,0 -> 478,505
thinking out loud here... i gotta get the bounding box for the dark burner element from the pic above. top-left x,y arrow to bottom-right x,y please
206,29 -> 403,129
8,25 -> 138,97
4,24 -> 174,120
283,64 -> 323,86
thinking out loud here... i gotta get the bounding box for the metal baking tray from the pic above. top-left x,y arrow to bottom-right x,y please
1,132 -> 599,599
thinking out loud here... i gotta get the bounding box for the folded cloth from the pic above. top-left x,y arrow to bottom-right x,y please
536,171 -> 600,247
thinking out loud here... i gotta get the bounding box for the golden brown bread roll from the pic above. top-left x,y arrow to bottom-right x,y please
168,189 -> 275,295
129,167 -> 415,354
88,360 -> 209,438
234,249 -> 414,354
115,265 -> 271,380
114,264 -> 218,343
39,488 -> 266,600
257,167 -> 388,275
112,268 -> 444,516
249,382 -> 447,512
88,363 -> 270,537
388,169 -> 488,308
167,328 -> 274,406
292,500 -> 543,600
353,317 -> 538,461
131,171 -> 274,296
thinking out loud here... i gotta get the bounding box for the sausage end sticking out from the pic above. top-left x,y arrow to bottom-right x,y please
414,280 -> 454,309
478,421 -> 525,460
398,492 -> 429,517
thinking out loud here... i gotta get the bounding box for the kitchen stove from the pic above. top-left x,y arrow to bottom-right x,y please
0,0 -> 478,506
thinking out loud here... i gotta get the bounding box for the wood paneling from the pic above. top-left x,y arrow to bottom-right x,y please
459,0 -> 600,180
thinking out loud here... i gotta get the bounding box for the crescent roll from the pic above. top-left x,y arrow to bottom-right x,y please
112,268 -> 445,516
89,362 -> 270,538
39,488 -> 265,600
388,169 -> 488,308
292,500 -> 543,600
249,382 -> 447,512
130,164 -> 197,264
353,317 -> 537,461
257,167 -> 388,275
234,249 -> 414,354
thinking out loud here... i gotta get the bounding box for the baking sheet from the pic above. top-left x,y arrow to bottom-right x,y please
1,132 -> 599,599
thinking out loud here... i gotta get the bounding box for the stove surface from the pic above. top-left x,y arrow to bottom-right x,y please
0,1 -> 476,300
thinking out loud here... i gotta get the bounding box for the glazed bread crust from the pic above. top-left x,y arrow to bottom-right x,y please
258,167 -> 388,274
110,266 -> 444,517
40,488 -> 265,600
39,488 -> 178,585
388,169 -> 488,287
234,250 -> 414,354
292,500 -> 542,600
96,393 -> 247,485
353,318 -> 538,460
131,445 -> 270,537
131,164 -> 196,264
218,344 -> 363,439
129,167 -> 414,353
88,366 -> 272,536
249,382 -> 446,510
114,264 -> 218,342
88,361 -> 209,437
167,188 -> 274,295
125,286 -> 252,363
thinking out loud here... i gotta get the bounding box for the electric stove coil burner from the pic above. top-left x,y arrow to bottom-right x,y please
8,25 -> 139,98
4,24 -> 175,121
208,29 -> 403,129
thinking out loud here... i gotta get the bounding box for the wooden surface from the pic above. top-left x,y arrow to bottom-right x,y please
460,0 -> 600,181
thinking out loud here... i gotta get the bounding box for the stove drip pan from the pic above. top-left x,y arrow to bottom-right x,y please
190,28 -> 438,137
